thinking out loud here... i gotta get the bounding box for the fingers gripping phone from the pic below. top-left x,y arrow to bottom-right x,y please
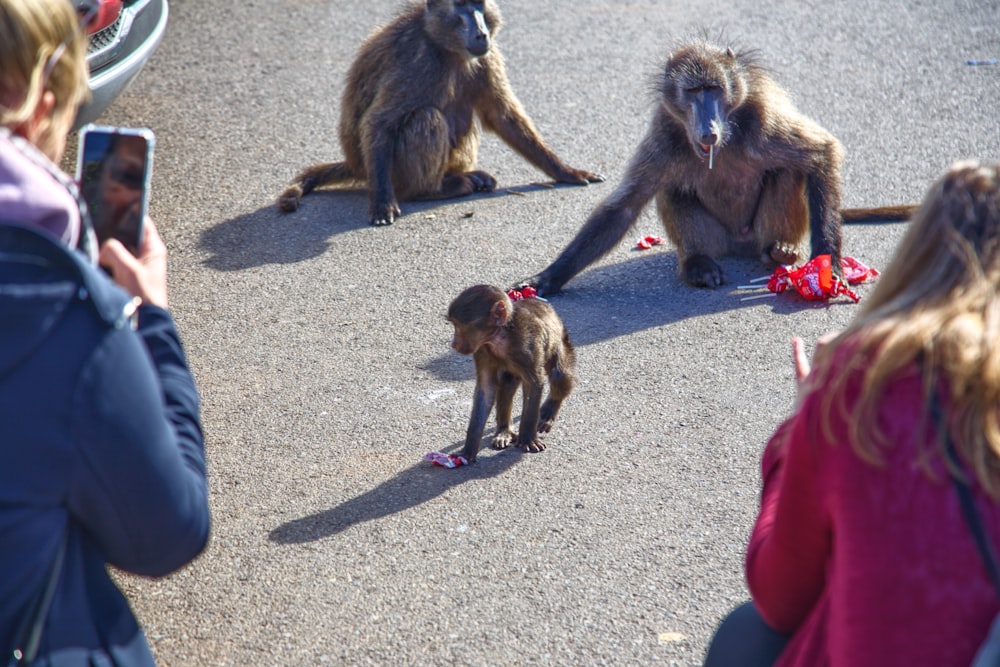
77,125 -> 155,256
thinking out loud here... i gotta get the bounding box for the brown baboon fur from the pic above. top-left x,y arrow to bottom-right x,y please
278,0 -> 602,225
520,40 -> 908,294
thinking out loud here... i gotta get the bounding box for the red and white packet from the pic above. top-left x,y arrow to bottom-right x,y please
424,451 -> 469,468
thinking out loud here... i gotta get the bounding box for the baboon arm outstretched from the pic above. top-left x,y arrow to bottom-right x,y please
477,64 -> 603,186
524,131 -> 671,295
806,170 -> 843,265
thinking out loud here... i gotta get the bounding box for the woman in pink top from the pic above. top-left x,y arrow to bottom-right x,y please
704,161 -> 1000,667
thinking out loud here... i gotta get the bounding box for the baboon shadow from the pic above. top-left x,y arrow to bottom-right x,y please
422,249 -> 857,381
200,183 -> 575,272
268,445 -> 523,544
533,251 -> 854,346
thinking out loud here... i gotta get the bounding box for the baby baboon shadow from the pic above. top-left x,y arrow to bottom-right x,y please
268,446 -> 523,545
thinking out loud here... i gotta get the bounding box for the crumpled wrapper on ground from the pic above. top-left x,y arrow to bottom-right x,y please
424,451 -> 469,468
765,255 -> 880,303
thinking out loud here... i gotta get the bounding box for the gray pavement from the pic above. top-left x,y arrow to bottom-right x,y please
87,0 -> 1000,664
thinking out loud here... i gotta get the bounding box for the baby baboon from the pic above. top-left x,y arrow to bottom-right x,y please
448,285 -> 576,463
278,0 -> 603,225
519,40 -> 899,293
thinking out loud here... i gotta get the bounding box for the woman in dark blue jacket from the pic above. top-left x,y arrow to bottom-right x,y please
0,0 -> 210,663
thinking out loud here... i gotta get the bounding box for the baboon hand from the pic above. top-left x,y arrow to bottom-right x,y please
492,428 -> 516,449
370,200 -> 402,226
683,254 -> 725,288
509,274 -> 544,296
555,167 -> 605,186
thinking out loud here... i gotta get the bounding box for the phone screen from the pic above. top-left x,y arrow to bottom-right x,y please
77,125 -> 154,255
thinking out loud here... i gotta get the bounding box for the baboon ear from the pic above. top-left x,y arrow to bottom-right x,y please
726,47 -> 736,59
488,300 -> 509,327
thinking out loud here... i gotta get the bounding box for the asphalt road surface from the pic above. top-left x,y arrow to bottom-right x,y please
81,0 -> 999,664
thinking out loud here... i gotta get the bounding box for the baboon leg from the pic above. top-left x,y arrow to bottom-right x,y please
492,371 -> 519,449
278,162 -> 355,212
390,108 -> 495,204
753,170 -> 809,266
516,381 -> 546,453
539,363 -> 574,433
656,191 -> 730,287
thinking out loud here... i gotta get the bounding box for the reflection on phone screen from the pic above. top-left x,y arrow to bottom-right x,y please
80,131 -> 149,255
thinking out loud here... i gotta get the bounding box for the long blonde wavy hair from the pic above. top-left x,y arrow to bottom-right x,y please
812,161 -> 1000,496
0,0 -> 90,127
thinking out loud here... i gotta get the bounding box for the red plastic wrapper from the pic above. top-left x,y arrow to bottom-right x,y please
507,286 -> 538,302
424,451 -> 468,468
766,255 -> 879,303
636,235 -> 666,250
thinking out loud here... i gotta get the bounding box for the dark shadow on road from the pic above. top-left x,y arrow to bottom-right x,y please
546,250 -> 853,346
268,445 -> 524,544
419,351 -> 474,383
200,182 -> 580,272
421,250 -> 857,380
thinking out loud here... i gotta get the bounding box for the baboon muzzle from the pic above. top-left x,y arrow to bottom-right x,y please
693,91 -> 724,169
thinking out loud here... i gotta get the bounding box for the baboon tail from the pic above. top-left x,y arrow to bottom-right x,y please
277,161 -> 359,213
841,205 -> 917,223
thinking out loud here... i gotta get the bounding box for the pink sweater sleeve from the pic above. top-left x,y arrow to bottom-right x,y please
746,389 -> 833,633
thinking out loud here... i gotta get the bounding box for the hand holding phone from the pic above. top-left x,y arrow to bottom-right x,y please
77,125 -> 154,256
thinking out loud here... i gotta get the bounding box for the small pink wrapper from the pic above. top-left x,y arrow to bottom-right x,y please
424,451 -> 469,468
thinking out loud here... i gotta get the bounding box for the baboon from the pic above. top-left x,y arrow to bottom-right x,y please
518,40 -> 909,294
278,0 -> 603,225
447,285 -> 576,463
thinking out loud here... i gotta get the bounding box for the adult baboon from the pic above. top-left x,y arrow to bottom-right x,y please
519,40 -> 906,293
278,0 -> 603,225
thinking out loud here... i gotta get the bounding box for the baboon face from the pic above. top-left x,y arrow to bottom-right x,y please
661,44 -> 748,162
447,285 -> 511,355
426,0 -> 502,59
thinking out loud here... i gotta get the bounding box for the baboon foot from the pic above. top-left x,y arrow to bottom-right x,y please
433,171 -> 497,199
682,254 -> 725,288
519,437 -> 547,453
492,428 -> 516,450
466,170 -> 497,192
277,185 -> 303,212
538,402 -> 560,433
766,242 -> 799,266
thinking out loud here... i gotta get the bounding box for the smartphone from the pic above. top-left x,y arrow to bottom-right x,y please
77,125 -> 155,255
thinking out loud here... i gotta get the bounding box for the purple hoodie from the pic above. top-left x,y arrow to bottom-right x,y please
0,127 -> 95,257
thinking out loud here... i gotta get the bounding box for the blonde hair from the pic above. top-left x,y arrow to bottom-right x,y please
0,0 -> 90,126
813,161 -> 1000,495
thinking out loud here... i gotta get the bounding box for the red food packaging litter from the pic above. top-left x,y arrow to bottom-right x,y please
635,234 -> 666,250
506,286 -> 538,302
741,255 -> 880,303
424,451 -> 468,468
